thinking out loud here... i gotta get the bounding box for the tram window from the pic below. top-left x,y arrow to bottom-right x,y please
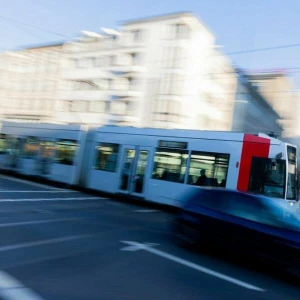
0,134 -> 7,154
152,148 -> 188,183
5,136 -> 22,156
248,157 -> 286,199
22,138 -> 39,158
188,151 -> 230,187
94,143 -> 119,172
55,140 -> 77,165
40,141 -> 56,159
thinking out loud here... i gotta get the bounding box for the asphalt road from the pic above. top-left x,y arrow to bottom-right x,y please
0,174 -> 299,300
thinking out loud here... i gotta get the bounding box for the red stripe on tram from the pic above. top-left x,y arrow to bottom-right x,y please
237,134 -> 271,192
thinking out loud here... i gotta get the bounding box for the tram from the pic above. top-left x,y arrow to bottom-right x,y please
0,122 -> 297,207
0,122 -> 87,185
81,126 -> 297,207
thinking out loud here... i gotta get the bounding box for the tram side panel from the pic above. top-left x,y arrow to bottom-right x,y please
145,139 -> 244,207
0,122 -> 87,186
78,129 -> 98,188
84,130 -> 245,207
39,129 -> 87,186
84,131 -> 149,194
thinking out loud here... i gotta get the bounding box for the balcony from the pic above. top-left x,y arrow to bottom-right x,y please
59,90 -> 110,101
108,114 -> 140,123
110,65 -> 145,74
62,68 -> 111,80
108,90 -> 142,98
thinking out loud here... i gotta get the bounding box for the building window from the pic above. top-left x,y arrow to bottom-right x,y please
152,148 -> 188,183
70,101 -> 88,112
130,53 -> 141,66
105,101 -> 111,113
108,79 -> 113,89
55,140 -> 78,165
188,151 -> 230,187
132,30 -> 142,42
174,23 -> 190,39
109,55 -> 116,66
128,77 -> 138,90
89,101 -> 105,113
94,143 -> 119,172
94,57 -> 103,68
77,59 -> 85,68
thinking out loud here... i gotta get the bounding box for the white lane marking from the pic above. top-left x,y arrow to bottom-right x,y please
134,209 -> 159,213
0,218 -> 80,228
0,190 -> 77,193
0,234 -> 93,252
0,197 -> 104,202
0,270 -> 45,300
0,174 -> 63,190
120,241 -> 266,292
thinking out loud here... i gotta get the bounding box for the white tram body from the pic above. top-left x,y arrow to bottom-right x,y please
0,122 -> 87,185
0,122 -> 297,206
81,126 -> 297,207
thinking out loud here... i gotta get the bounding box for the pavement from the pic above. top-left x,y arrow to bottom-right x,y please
0,174 -> 299,300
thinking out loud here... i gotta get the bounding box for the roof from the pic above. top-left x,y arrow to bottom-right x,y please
121,11 -> 194,25
19,41 -> 66,51
246,73 -> 286,80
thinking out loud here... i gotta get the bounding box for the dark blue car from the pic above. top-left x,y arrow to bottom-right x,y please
172,188 -> 300,277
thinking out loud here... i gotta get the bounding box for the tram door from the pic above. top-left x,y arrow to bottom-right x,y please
119,146 -> 151,196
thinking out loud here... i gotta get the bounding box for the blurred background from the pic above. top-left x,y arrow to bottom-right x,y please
0,0 -> 299,143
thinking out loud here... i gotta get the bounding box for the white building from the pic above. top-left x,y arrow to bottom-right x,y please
0,12 -> 284,135
0,43 -> 64,123
232,69 -> 282,136
247,71 -> 299,137
59,12 -> 237,130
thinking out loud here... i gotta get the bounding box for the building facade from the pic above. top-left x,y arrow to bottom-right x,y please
59,12 -> 237,129
232,70 -> 282,136
0,43 -> 64,123
0,12 -> 288,136
247,71 -> 298,137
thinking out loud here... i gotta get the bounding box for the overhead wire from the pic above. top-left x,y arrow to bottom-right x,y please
0,15 -> 70,38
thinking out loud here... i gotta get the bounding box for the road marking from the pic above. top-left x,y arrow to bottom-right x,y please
0,270 -> 45,300
120,241 -> 266,292
0,174 -> 63,190
0,234 -> 93,253
134,209 -> 159,213
0,218 -> 80,228
0,196 -> 103,202
0,190 -> 77,193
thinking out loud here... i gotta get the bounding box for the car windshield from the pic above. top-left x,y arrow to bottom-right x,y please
261,197 -> 300,231
213,191 -> 300,231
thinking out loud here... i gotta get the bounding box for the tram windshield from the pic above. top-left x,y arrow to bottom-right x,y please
286,146 -> 297,200
248,157 -> 286,199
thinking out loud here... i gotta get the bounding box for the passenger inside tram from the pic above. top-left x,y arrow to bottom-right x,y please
195,169 -> 208,186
